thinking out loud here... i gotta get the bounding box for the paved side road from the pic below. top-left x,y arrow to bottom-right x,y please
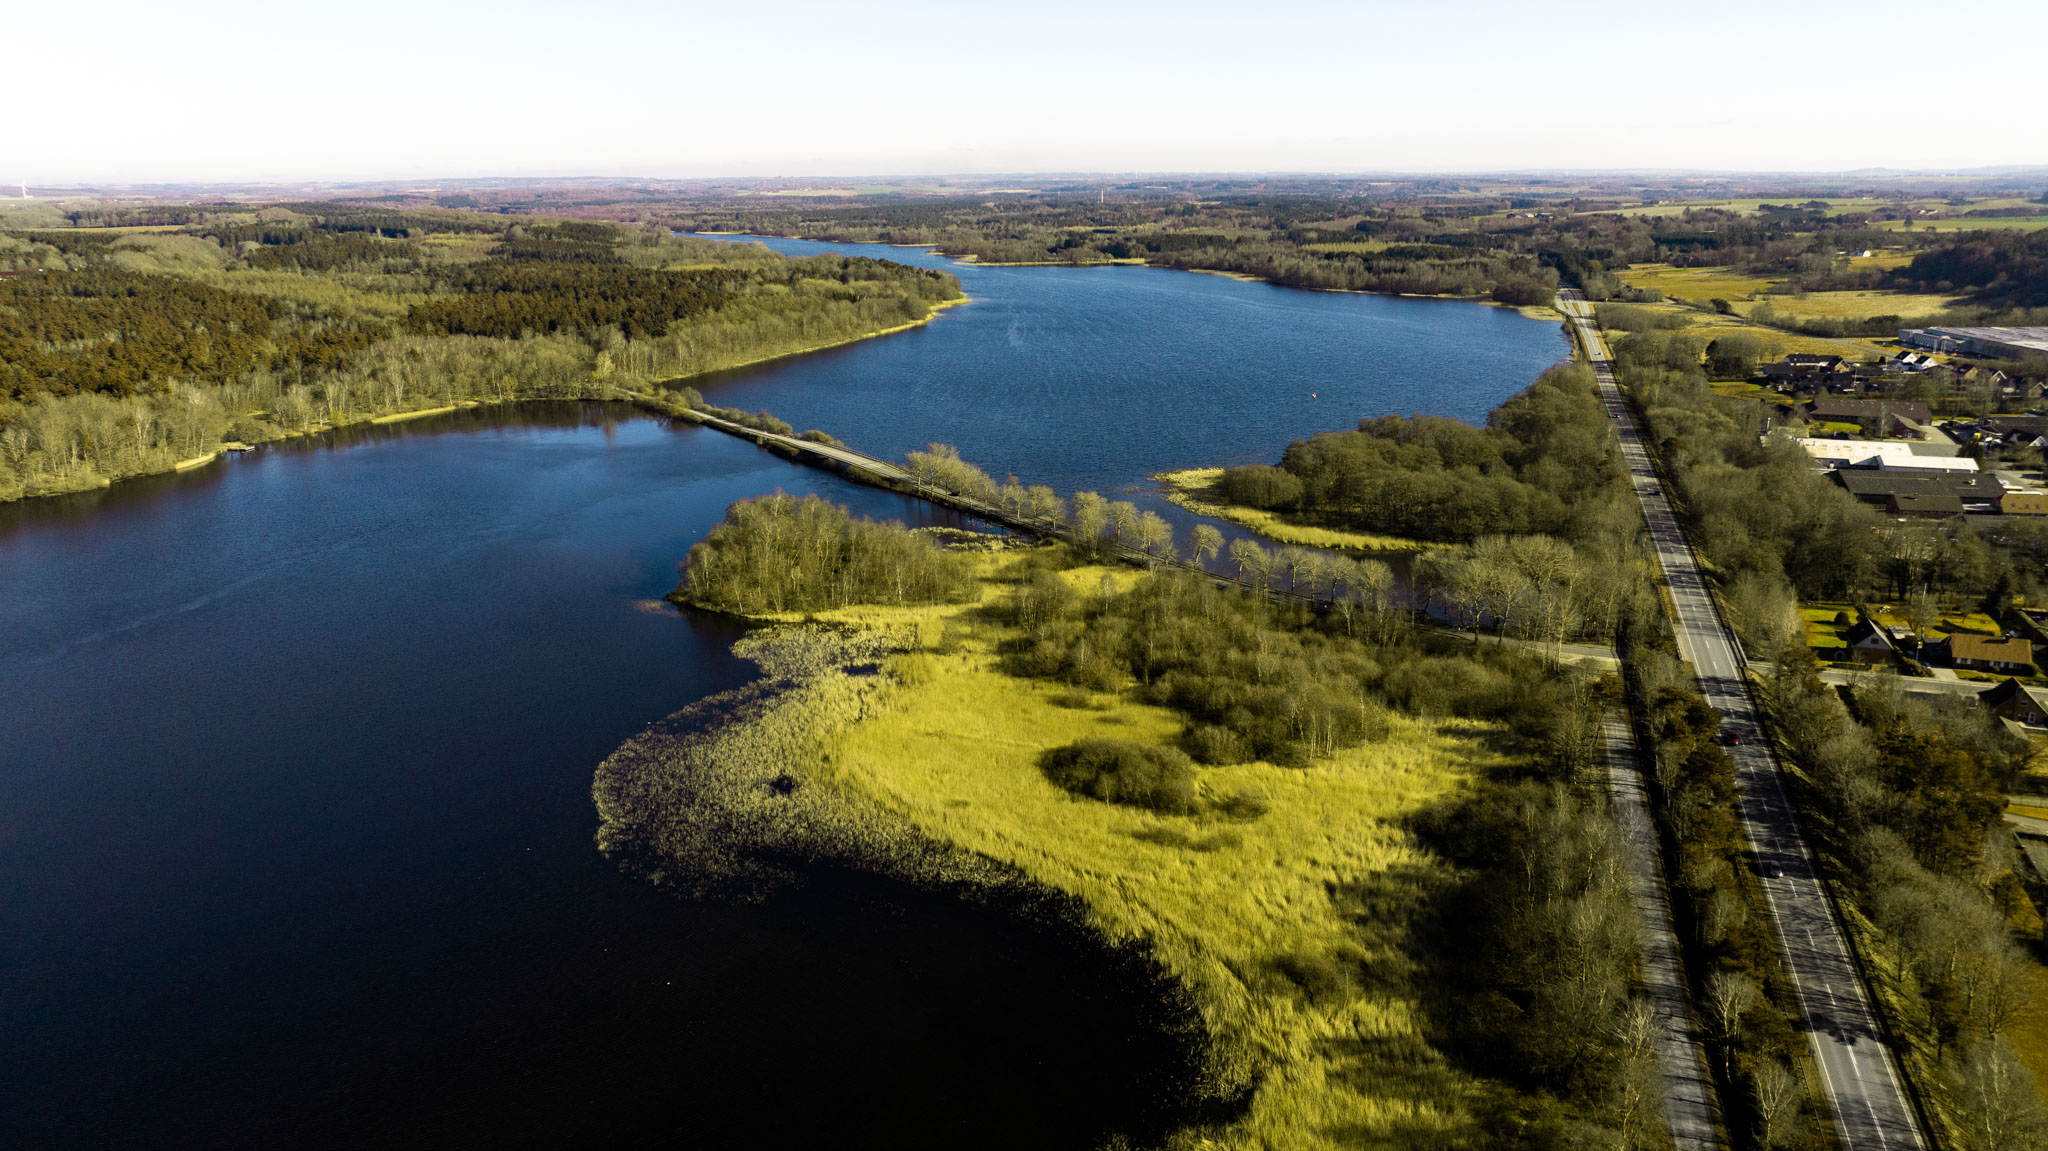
1604,712 -> 1724,1151
1560,291 -> 1926,1151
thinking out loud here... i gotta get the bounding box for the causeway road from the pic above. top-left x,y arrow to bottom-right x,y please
1560,290 -> 1925,1151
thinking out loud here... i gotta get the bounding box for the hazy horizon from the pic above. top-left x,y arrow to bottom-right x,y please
16,0 -> 2045,185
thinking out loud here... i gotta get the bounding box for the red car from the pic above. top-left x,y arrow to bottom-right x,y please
1719,730 -> 1742,746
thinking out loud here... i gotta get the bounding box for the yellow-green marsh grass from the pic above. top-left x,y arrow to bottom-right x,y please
803,573 -> 1504,1148
1155,468 -> 1441,553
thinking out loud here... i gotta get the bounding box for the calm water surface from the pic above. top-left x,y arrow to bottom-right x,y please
0,253 -> 1566,1148
697,235 -> 1569,502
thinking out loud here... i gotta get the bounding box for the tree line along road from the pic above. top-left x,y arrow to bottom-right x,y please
1558,290 -> 1926,1151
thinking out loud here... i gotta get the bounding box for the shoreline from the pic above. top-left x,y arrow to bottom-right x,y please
687,234 -> 1569,323
607,551 -> 1507,1145
2,297 -> 968,507
1153,467 -> 1442,553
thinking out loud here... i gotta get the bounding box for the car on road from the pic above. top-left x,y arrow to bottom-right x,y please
1719,729 -> 1742,746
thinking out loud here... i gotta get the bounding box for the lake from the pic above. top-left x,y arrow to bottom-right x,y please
695,236 -> 1569,507
0,253 -> 1565,1148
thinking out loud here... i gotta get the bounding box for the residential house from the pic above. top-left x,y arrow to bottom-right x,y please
1980,678 -> 2048,726
1765,354 -> 1845,382
1943,633 -> 2036,673
1958,366 -> 2012,393
1842,618 -> 1900,665
1985,415 -> 2048,442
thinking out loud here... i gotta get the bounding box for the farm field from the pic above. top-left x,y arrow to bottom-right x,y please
1609,299 -> 1884,358
1620,264 -> 1956,323
1620,263 -> 1778,302
1881,216 -> 2048,232
1752,289 -> 1960,322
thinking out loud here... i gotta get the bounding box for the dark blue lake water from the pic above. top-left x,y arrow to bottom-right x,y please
696,236 -> 1569,505
0,251 -> 1565,1149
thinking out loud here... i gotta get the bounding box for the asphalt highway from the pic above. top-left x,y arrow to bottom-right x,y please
1604,712 -> 1723,1151
1560,291 -> 1925,1151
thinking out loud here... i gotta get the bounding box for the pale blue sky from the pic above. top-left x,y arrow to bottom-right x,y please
13,0 -> 2045,183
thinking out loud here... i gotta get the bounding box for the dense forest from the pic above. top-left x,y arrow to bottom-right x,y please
0,207 -> 961,501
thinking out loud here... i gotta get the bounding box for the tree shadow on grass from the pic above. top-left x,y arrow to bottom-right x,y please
1304,861 -> 1499,1149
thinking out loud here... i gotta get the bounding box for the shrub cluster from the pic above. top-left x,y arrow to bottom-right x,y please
1210,363 -> 1616,543
676,493 -> 976,615
1001,565 -> 1587,769
1038,739 -> 1198,814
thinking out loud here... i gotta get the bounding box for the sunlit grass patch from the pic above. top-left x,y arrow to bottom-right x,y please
1155,468 -> 1440,553
1752,289 -> 1960,321
821,601 -> 1501,1148
1621,262 -> 1780,303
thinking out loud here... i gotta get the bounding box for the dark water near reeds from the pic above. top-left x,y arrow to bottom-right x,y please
0,253 -> 1564,1148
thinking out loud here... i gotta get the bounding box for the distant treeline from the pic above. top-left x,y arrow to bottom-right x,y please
1889,230 -> 2048,308
656,190 -> 2048,313
0,209 -> 961,501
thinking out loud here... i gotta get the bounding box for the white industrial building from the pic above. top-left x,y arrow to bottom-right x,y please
1898,327 -> 2048,359
1795,438 -> 1982,473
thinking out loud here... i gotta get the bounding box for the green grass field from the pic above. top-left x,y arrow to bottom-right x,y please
1607,299 -> 1885,358
1754,289 -> 1960,322
1620,265 -> 1957,327
1619,262 -> 1779,302
1710,382 -> 1799,409
1866,605 -> 2001,643
796,564 -> 1506,1149
1802,605 -> 1854,651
